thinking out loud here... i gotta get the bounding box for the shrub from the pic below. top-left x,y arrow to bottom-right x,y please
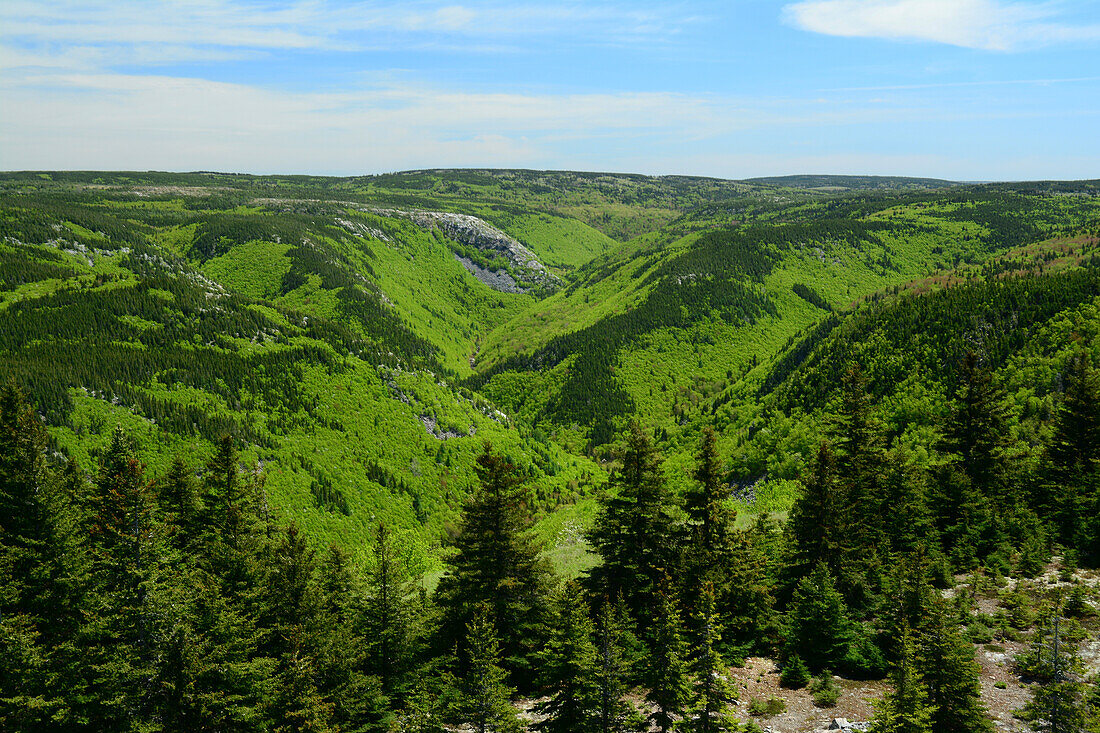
779,654 -> 811,689
810,671 -> 841,708
747,697 -> 786,716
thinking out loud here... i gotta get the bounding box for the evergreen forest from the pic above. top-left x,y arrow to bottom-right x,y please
2,169 -> 1100,731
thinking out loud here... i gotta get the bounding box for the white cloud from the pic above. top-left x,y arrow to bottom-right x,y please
0,1 -> 683,68
0,67 -> 910,174
783,0 -> 1100,51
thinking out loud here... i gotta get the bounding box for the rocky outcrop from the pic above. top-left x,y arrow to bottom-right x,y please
373,207 -> 561,293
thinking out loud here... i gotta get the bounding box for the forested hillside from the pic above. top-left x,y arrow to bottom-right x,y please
2,169 -> 1100,731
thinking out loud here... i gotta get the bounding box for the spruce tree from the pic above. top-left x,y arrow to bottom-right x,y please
457,605 -> 522,733
645,585 -> 691,733
367,522 -> 414,701
833,364 -> 887,552
316,544 -> 389,732
586,423 -> 676,626
948,352 -> 1014,510
685,585 -> 739,733
435,443 -> 550,688
1018,614 -> 1091,733
1042,350 -> 1100,548
682,427 -> 736,592
79,426 -> 165,730
158,454 -> 200,550
786,562 -> 851,672
784,442 -> 842,585
536,582 -> 599,733
917,600 -> 993,733
594,598 -> 643,733
871,624 -> 936,733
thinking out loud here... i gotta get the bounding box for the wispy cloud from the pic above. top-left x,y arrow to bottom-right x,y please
0,0 -> 686,70
783,0 -> 1100,51
0,67 -> 920,173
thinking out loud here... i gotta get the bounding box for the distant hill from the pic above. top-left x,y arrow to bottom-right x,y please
745,174 -> 960,191
1,168 -> 1098,566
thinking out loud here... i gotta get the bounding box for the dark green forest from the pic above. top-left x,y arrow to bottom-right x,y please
2,170 -> 1100,731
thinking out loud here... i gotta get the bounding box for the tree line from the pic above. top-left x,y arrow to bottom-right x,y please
4,335 -> 1099,731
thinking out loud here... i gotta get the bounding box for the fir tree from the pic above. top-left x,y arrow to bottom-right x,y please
435,443 -> 551,688
586,423 -> 676,627
457,605 -> 522,733
917,600 -> 993,733
685,585 -> 739,733
645,585 -> 691,733
536,582 -> 600,733
786,562 -> 851,672
871,624 -> 936,733
594,598 -> 643,733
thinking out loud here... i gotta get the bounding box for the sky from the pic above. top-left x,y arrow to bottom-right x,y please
1,0 -> 1098,180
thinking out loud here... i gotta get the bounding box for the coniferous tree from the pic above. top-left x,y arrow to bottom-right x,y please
917,600 -> 993,733
0,383 -> 74,729
536,582 -> 599,733
682,427 -> 736,593
456,605 -> 522,733
367,522 -> 415,702
593,598 -> 643,733
316,544 -> 389,732
871,624 -> 936,733
834,364 -> 887,552
586,423 -> 676,626
1018,614 -> 1091,733
158,454 -> 200,550
79,426 -> 164,731
435,443 -> 551,688
948,352 -> 1014,511
685,585 -> 739,733
1042,350 -> 1100,549
645,585 -> 691,733
784,442 -> 842,588
786,562 -> 851,672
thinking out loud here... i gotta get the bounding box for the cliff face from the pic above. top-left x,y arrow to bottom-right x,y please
375,207 -> 561,293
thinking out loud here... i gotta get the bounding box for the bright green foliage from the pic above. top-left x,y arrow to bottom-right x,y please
871,624 -> 937,733
535,582 -> 600,733
685,585 -> 740,733
455,606 -> 522,733
645,586 -> 691,733
435,443 -> 551,688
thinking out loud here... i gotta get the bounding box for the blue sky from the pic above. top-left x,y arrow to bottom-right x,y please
1,0 -> 1098,180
